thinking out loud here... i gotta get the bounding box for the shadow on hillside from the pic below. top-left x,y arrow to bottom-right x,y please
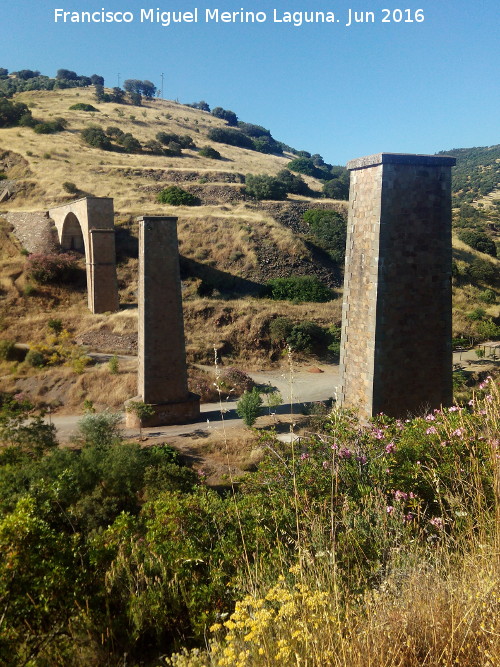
180,256 -> 262,296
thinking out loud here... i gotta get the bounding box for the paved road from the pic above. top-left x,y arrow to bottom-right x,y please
48,364 -> 340,441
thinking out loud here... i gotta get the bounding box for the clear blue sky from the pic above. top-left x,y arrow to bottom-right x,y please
2,0 -> 499,164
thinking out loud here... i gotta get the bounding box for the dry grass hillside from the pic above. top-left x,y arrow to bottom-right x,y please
0,87 -> 498,416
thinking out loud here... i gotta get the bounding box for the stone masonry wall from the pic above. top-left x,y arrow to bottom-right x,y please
339,153 -> 455,419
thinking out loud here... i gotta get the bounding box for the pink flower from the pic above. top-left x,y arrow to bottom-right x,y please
426,426 -> 437,435
339,448 -> 352,459
357,454 -> 368,465
386,506 -> 394,514
429,517 -> 444,530
452,428 -> 464,438
425,414 -> 436,421
322,460 -> 329,469
448,405 -> 460,412
393,490 -> 408,501
385,441 -> 395,454
300,453 -> 310,461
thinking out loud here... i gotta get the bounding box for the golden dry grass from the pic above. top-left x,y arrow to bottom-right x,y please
0,87 -> 302,212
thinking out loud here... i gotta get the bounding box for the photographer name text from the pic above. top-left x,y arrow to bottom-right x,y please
53,7 -> 426,28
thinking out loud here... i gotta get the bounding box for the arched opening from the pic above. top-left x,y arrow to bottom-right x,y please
60,212 -> 85,253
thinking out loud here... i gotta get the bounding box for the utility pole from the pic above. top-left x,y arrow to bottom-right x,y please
117,73 -> 121,88
160,72 -> 164,99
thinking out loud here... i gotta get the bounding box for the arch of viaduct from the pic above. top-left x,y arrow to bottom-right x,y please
49,197 -> 119,314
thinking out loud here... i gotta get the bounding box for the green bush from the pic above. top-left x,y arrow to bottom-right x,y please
81,125 -> 112,150
479,289 -> 497,304
0,172 -> 7,180
264,276 -> 334,302
0,97 -> 32,127
275,169 -> 310,195
0,340 -> 16,361
286,321 -> 325,353
62,181 -> 78,194
32,118 -> 66,134
25,349 -> 46,367
207,127 -> 254,149
458,229 -> 497,257
465,258 -> 498,284
303,208 -> 347,264
269,317 -> 293,344
211,107 -> 238,126
69,103 -> 98,112
236,388 -> 263,427
245,174 -> 287,200
199,145 -> 221,159
157,186 -> 201,206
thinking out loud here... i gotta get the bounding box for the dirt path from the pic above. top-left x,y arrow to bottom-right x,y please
47,363 -> 340,442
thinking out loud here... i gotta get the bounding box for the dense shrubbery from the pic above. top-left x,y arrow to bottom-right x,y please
458,229 -> 497,257
69,102 -> 98,112
198,145 -> 221,159
264,275 -> 334,302
0,378 -> 498,665
81,125 -> 112,150
157,186 -> 201,206
207,127 -> 255,149
245,174 -> 287,200
0,68 -> 104,97
0,96 -> 32,127
211,106 -> 238,126
303,208 -> 347,264
32,117 -> 67,134
25,252 -> 80,284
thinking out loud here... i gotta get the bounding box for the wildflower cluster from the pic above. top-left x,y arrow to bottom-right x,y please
25,252 -> 80,284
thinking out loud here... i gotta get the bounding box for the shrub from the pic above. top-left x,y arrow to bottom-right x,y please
157,186 -> 201,206
25,252 -> 79,284
236,388 -> 262,427
75,410 -> 122,448
199,145 -> 221,159
245,174 -> 287,200
108,355 -> 119,374
276,169 -> 310,195
264,276 -> 334,302
119,133 -> 142,153
303,208 -> 347,264
322,176 -> 350,200
458,230 -> 497,257
69,103 -> 98,112
0,172 -> 7,180
219,367 -> 255,394
287,157 -> 325,179
478,289 -> 497,304
269,317 -> 293,344
81,126 -> 112,150
211,107 -> 238,126
47,319 -> 63,334
465,258 -> 498,284
0,97 -> 32,127
286,321 -> 325,353
207,127 -> 254,149
62,181 -> 78,194
32,118 -> 66,134
0,340 -> 16,361
25,348 -> 46,367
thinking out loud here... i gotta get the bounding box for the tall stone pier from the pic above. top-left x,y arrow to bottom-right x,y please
338,153 -> 456,419
126,216 -> 200,427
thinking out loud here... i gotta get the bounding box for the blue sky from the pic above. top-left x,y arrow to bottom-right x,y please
1,0 -> 498,164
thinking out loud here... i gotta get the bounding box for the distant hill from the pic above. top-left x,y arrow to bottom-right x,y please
437,145 -> 500,205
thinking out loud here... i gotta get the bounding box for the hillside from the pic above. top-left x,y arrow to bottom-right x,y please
0,85 -> 498,391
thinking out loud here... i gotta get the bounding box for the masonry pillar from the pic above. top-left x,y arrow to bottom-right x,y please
126,216 -> 200,427
89,229 -> 120,313
338,153 -> 456,419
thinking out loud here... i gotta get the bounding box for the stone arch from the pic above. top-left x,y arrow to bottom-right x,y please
60,212 -> 85,253
48,197 -> 119,313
